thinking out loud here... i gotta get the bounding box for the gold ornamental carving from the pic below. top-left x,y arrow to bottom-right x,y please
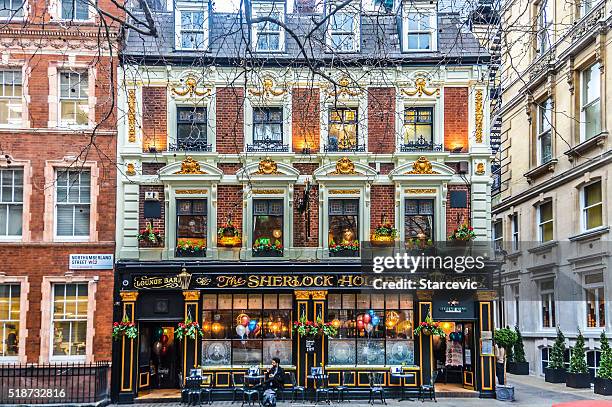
171,75 -> 211,97
176,189 -> 208,194
126,163 -> 136,176
175,156 -> 207,175
475,163 -> 485,175
127,89 -> 136,142
329,189 -> 360,195
248,77 -> 286,97
474,89 -> 484,143
254,158 -> 280,175
295,291 -> 311,300
120,291 -> 139,302
252,189 -> 284,195
183,290 -> 201,301
475,290 -> 497,301
405,188 -> 436,194
416,290 -> 434,301
401,77 -> 439,97
311,290 -> 328,300
325,76 -> 362,97
405,156 -> 439,175
328,157 -> 358,175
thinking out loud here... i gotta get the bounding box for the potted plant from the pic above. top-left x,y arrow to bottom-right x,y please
371,220 -> 398,247
137,222 -> 163,245
413,314 -> 446,338
447,223 -> 476,241
218,219 -> 241,248
594,331 -> 612,395
566,328 -> 591,388
176,239 -> 206,257
175,319 -> 204,341
545,327 -> 567,383
329,239 -> 359,257
508,326 -> 529,375
252,238 -> 283,257
112,316 -> 138,341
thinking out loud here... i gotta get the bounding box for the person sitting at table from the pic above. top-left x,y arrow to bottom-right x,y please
261,357 -> 285,391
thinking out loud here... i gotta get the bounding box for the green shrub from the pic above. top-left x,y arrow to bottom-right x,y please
568,328 -> 588,374
548,327 -> 566,370
597,331 -> 612,379
494,327 -> 517,356
513,326 -> 526,363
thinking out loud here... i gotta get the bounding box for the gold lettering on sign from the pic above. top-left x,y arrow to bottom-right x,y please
252,189 -> 284,195
475,89 -> 483,143
133,276 -> 181,289
405,188 -> 436,194
175,189 -> 208,195
405,156 -> 439,175
329,189 -> 360,195
216,275 -> 246,288
127,89 -> 136,142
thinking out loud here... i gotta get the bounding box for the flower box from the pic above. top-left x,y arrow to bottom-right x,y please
566,372 -> 591,388
253,249 -> 283,257
329,249 -> 359,257
594,377 -> 612,395
176,248 -> 206,257
544,368 -> 567,383
507,361 -> 529,375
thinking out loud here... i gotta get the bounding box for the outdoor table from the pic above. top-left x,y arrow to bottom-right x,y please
391,372 -> 415,401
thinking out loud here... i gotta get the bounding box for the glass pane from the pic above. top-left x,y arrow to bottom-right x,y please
218,294 -> 232,309
262,310 -> 291,339
3,322 -> 19,356
253,215 -> 283,244
56,206 -> 74,236
583,63 -> 600,104
76,101 -> 89,125
540,202 -> 552,222
248,294 -> 262,310
232,340 -> 262,365
177,214 -> 207,239
61,0 -> 74,19
233,294 -> 247,310
329,214 -> 358,245
263,294 -> 277,310
74,205 -> 90,235
202,294 -> 216,310
542,221 -> 553,242
0,205 -> 6,235
584,102 -> 601,139
74,0 -> 88,20
52,321 -> 71,355
278,294 -> 292,309
263,340 -> 292,364
328,294 -> 342,309
585,182 -> 602,207
586,204 -> 603,229
328,339 -> 356,365
202,340 -> 231,366
357,340 -> 385,365
61,101 -> 76,122
386,340 -> 415,365
71,320 -> 87,355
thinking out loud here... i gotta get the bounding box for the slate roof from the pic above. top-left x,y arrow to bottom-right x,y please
123,5 -> 489,65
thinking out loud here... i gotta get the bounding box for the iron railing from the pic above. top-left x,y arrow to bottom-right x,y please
399,136 -> 443,152
169,136 -> 213,152
323,142 -> 366,153
246,138 -> 289,153
0,362 -> 110,405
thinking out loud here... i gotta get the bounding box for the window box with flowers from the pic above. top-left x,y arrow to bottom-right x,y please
137,222 -> 163,247
252,238 -> 283,257
371,220 -> 398,247
176,239 -> 206,257
112,317 -> 138,341
448,223 -> 476,241
329,238 -> 359,257
217,219 -> 242,248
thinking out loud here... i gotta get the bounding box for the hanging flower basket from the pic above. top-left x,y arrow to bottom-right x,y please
413,314 -> 446,338
371,222 -> 398,247
218,220 -> 242,247
112,317 -> 138,341
176,319 -> 204,341
293,316 -> 338,338
448,223 -> 476,241
137,222 -> 163,246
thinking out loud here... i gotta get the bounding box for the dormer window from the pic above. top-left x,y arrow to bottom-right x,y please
328,12 -> 359,52
252,3 -> 284,52
175,1 -> 208,50
402,7 -> 436,51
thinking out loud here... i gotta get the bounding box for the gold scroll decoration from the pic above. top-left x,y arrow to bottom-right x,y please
183,290 -> 200,301
126,163 -> 136,176
253,189 -> 284,194
405,188 -> 437,194
328,189 -> 360,195
311,290 -> 328,300
325,76 -> 362,97
175,156 -> 207,174
248,77 -> 286,97
295,291 -> 311,300
127,89 -> 136,142
474,89 -> 484,143
120,291 -> 139,302
328,157 -> 358,175
401,77 -> 439,97
254,158 -> 280,175
171,75 -> 211,97
405,156 -> 439,175
176,189 -> 208,194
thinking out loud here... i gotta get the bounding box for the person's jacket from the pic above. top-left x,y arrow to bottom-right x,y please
269,366 -> 285,389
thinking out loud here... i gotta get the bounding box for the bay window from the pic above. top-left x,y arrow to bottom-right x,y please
405,199 -> 434,244
0,284 -> 20,358
327,108 -> 360,152
0,168 -> 23,237
582,181 -> 602,231
537,98 -> 552,164
56,170 -> 90,238
540,279 -> 555,328
581,63 -> 601,140
584,273 -> 605,328
52,283 -> 88,358
0,70 -> 22,125
537,201 -> 553,242
176,199 -> 207,257
328,199 -> 359,257
253,199 -> 283,256
201,293 -> 293,366
59,71 -> 89,126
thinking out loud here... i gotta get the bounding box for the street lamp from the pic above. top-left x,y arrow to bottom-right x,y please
178,267 -> 192,290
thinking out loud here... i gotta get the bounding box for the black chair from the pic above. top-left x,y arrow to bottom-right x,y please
368,373 -> 387,405
200,375 -> 214,405
183,376 -> 204,405
331,371 -> 351,402
287,371 -> 305,403
242,376 -> 261,407
231,373 -> 246,403
419,370 -> 438,402
314,374 -> 331,404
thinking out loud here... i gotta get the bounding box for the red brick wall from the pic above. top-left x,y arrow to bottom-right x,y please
139,185 -> 165,247
293,163 -> 319,175
292,88 -> 320,152
445,185 -> 471,237
142,162 -> 165,175
370,185 -> 395,231
142,86 -> 167,152
216,88 -> 244,154
368,88 -> 395,154
217,185 -> 243,231
218,163 -> 242,175
444,87 -> 469,152
293,185 -> 319,247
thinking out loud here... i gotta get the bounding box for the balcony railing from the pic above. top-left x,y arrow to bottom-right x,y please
324,142 -> 366,153
246,138 -> 289,153
399,136 -> 443,152
168,137 -> 212,152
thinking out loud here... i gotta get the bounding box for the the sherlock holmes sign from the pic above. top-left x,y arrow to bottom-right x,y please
132,272 -> 492,290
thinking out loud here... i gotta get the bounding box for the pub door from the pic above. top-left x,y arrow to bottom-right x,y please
137,323 -> 180,393
294,291 -> 328,387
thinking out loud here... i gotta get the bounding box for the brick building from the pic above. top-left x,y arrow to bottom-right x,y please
0,0 -> 120,384
114,0 -> 494,402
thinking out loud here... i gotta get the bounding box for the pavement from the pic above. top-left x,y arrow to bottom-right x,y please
118,374 -> 612,407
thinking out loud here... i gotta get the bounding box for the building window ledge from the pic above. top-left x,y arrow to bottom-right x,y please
564,132 -> 608,162
506,250 -> 522,260
527,240 -> 558,254
568,226 -> 609,242
524,159 -> 558,184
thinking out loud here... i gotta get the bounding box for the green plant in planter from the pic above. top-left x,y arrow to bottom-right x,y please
568,328 -> 588,374
513,326 -> 526,363
597,331 -> 612,379
494,326 -> 517,356
549,327 -> 566,370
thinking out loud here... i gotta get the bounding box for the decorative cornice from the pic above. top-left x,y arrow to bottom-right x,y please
401,77 -> 439,97
254,158 -> 280,175
324,76 -> 362,97
328,157 -> 358,175
404,188 -> 436,194
311,290 -> 328,300
295,291 -> 311,300
248,77 -> 286,97
120,291 -> 139,302
127,89 -> 136,143
474,89 -> 484,143
183,290 -> 201,301
175,156 -> 207,174
171,75 -> 211,97
405,156 -> 439,175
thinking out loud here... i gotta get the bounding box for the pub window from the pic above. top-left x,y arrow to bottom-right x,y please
540,279 -> 556,328
253,199 -> 284,256
0,168 -> 23,237
405,199 -> 434,243
328,199 -> 359,257
327,108 -> 360,152
201,293 -> 293,367
175,107 -> 209,151
52,283 -> 88,358
176,199 -> 207,257
327,293 -> 414,366
0,284 -> 20,358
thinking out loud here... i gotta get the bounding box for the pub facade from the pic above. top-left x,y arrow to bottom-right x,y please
113,0 -> 496,402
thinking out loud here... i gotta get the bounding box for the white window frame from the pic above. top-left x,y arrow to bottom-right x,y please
58,71 -> 89,128
581,180 -> 603,232
580,62 -> 601,141
0,70 -> 23,127
493,219 -> 503,249
536,0 -> 552,55
50,283 -> 89,361
583,273 -> 605,330
539,279 -> 556,329
402,9 -> 436,52
327,11 -> 360,52
58,0 -> 92,21
54,169 -> 91,241
536,98 -> 552,165
0,284 -> 20,360
579,0 -> 593,17
0,168 -> 23,238
175,3 -> 209,51
510,213 -> 519,251
252,3 -> 285,52
0,0 -> 25,20
537,201 -> 553,243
